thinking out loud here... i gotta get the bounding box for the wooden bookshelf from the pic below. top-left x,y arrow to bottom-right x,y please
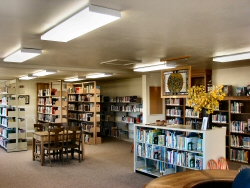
67,81 -> 101,145
37,81 -> 67,124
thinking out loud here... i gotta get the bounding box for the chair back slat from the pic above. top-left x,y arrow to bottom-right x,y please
48,127 -> 65,148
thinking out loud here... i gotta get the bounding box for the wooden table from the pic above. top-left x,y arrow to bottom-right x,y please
143,170 -> 238,188
32,131 -> 84,166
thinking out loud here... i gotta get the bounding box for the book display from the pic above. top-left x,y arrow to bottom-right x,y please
134,124 -> 226,177
228,96 -> 250,164
100,96 -> 142,142
67,81 -> 101,145
0,79 -> 27,152
37,81 -> 67,124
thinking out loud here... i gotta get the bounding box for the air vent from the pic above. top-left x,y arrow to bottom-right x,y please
100,59 -> 141,66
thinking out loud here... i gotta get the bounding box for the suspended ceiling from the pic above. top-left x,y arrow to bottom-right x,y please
1,0 -> 250,81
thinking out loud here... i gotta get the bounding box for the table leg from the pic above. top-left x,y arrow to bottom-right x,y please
41,140 -> 44,166
32,137 -> 35,161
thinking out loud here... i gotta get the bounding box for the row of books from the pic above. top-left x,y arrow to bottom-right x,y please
137,129 -> 203,151
68,94 -> 95,102
82,123 -> 94,132
121,116 -> 137,123
231,135 -> 250,148
37,114 -> 58,122
110,104 -> 142,112
38,89 -> 51,96
37,106 -> 58,114
166,108 -> 182,117
165,98 -> 183,105
38,98 -> 53,105
137,143 -> 203,169
0,107 -> 15,116
165,118 -> 183,125
107,96 -> 139,103
230,121 -> 247,133
0,117 -> 15,127
185,109 -> 200,118
212,114 -> 227,123
230,149 -> 249,163
231,102 -> 244,113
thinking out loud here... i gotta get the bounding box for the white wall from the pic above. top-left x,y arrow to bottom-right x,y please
19,80 -> 38,130
98,77 -> 142,97
212,66 -> 250,95
142,73 -> 165,124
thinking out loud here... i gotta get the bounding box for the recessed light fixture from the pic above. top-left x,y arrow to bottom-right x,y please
33,70 -> 58,77
4,48 -> 42,63
41,5 -> 121,42
86,73 -> 113,78
19,74 -> 37,80
133,63 -> 175,72
213,52 -> 250,62
64,77 -> 86,82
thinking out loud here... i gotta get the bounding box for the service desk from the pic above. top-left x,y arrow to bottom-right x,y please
32,131 -> 84,166
143,170 -> 238,188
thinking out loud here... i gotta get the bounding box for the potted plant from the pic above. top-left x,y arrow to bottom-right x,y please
187,84 -> 226,129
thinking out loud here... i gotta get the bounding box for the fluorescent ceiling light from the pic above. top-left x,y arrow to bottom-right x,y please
19,74 -> 37,80
64,77 -> 86,82
41,5 -> 121,42
133,63 -> 175,72
33,70 -> 58,77
86,73 -> 113,78
4,49 -> 42,63
213,52 -> 250,62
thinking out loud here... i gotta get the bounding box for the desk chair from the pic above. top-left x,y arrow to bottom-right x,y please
218,157 -> 229,170
207,159 -> 218,169
44,127 -> 65,167
64,125 -> 83,163
33,123 -> 49,160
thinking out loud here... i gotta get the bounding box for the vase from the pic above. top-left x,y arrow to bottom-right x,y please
202,108 -> 212,129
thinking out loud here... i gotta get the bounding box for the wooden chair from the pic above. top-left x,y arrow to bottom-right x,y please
218,157 -> 229,170
64,125 -> 83,163
33,123 -> 49,160
207,159 -> 218,169
44,127 -> 65,167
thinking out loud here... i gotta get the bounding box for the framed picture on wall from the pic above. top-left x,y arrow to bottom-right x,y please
18,95 -> 29,104
161,66 -> 191,98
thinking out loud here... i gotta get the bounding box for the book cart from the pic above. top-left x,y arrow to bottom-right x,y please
134,124 -> 226,177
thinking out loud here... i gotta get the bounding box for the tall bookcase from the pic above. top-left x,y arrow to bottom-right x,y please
134,124 -> 226,177
67,81 -> 101,145
37,80 -> 67,124
100,96 -> 142,142
0,79 -> 27,152
227,96 -> 250,164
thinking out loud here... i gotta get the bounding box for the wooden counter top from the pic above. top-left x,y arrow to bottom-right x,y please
143,170 -> 238,188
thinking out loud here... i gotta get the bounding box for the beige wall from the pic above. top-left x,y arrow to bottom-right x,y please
212,66 -> 250,95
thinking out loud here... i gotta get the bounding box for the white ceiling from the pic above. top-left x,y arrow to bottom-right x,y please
1,0 -> 250,81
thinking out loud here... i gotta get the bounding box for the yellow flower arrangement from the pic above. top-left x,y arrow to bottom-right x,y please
187,84 -> 226,114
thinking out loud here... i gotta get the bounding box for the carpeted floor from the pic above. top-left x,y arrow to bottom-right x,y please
0,136 -> 242,188
0,137 -> 153,188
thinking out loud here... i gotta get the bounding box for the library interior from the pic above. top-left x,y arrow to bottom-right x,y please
1,1 -> 250,188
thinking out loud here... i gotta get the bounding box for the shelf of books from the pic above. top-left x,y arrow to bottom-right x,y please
134,124 -> 226,177
67,81 -> 101,145
37,81 -> 67,124
0,79 -> 27,152
227,96 -> 250,164
100,96 -> 142,142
